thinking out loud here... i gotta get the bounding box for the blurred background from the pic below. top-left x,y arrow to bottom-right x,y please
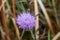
0,0 -> 60,40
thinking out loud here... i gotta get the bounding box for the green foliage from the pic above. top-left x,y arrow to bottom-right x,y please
30,30 -> 35,40
48,30 -> 52,40
20,0 -> 26,2
15,2 -> 25,12
52,0 -> 60,28
8,0 -> 12,5
41,0 -> 46,3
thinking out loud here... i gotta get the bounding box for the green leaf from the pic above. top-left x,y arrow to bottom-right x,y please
15,2 -> 25,12
48,30 -> 52,40
41,0 -> 46,3
20,0 -> 26,2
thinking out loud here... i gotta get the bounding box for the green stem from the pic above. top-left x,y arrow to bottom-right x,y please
30,30 -> 35,40
52,0 -> 60,28
20,30 -> 25,40
48,30 -> 51,40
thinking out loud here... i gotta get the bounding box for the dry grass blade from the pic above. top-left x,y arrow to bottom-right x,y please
0,1 -> 11,40
52,32 -> 60,40
12,0 -> 20,40
37,0 -> 55,36
12,0 -> 16,20
0,25 -> 5,40
12,18 -> 20,40
34,0 -> 39,40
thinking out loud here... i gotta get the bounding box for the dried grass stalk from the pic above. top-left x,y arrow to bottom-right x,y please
37,0 -> 55,36
12,0 -> 20,40
34,0 -> 39,40
0,0 -> 11,40
12,18 -> 20,40
0,25 -> 5,40
52,32 -> 60,40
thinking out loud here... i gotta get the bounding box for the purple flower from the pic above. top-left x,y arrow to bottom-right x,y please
16,12 -> 35,31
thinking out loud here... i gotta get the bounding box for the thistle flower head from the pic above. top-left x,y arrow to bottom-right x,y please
16,12 -> 35,31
